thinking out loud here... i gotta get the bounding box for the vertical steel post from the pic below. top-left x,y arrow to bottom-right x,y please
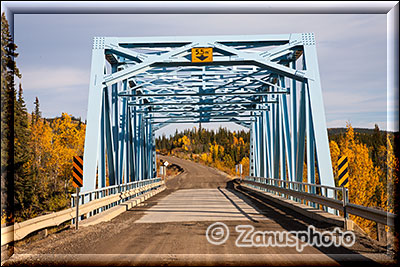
306,83 -> 316,190
342,186 -> 348,230
75,187 -> 80,230
104,87 -> 116,185
254,112 -> 260,177
125,107 -> 130,183
82,37 -> 106,193
249,121 -> 255,176
128,108 -> 135,182
111,63 -> 119,185
151,121 -> 157,178
273,85 -> 280,180
133,90 -> 138,181
262,106 -> 269,178
290,60 -> 297,182
138,113 -> 143,180
119,96 -> 127,184
279,101 -> 286,182
296,81 -> 306,183
303,33 -> 335,191
100,89 -> 106,188
280,76 -> 293,182
258,112 -> 264,177
164,166 -> 166,180
265,106 -> 272,178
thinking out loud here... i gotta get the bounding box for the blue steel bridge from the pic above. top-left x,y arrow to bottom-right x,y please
82,33 -> 334,193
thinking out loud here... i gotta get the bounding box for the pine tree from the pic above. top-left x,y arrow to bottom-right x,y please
34,97 -> 41,122
13,84 -> 37,220
371,124 -> 383,167
1,12 -> 22,225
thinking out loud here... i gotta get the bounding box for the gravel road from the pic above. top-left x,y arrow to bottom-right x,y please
4,155 -> 394,266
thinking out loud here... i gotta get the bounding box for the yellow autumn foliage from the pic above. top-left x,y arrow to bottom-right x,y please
26,113 -> 86,215
240,157 -> 250,176
329,140 -> 340,178
239,137 -> 245,146
200,153 -> 208,163
384,136 -> 398,213
336,123 -> 386,237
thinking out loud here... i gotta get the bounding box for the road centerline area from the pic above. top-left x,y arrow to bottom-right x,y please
135,188 -> 269,223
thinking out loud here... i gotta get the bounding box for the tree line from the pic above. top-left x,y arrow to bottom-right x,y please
1,13 -> 85,224
156,127 -> 251,176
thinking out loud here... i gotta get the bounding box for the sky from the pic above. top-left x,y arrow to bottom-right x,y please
12,13 -> 398,136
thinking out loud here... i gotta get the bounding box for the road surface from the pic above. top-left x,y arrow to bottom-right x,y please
5,156 -> 393,266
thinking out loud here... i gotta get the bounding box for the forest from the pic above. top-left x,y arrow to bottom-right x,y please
156,127 -> 251,176
1,13 -> 85,224
1,12 -> 398,240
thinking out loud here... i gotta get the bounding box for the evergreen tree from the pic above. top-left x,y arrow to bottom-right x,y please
1,12 -> 21,225
371,124 -> 384,165
34,97 -> 41,122
14,84 -> 35,219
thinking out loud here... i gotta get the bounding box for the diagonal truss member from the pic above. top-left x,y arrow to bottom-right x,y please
82,33 -> 335,202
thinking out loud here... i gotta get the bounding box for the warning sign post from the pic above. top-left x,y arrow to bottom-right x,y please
72,156 -> 83,230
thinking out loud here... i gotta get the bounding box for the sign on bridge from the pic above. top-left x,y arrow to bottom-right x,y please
191,47 -> 213,63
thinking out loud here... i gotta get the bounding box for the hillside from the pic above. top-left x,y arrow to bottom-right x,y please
328,127 -> 396,135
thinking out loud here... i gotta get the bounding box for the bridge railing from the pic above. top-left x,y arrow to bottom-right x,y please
1,178 -> 164,246
70,178 -> 162,223
243,176 -> 395,227
71,178 -> 161,216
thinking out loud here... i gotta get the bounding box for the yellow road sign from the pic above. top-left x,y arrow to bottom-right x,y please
338,155 -> 349,187
191,47 -> 213,63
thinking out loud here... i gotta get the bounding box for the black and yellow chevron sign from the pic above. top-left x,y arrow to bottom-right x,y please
338,155 -> 349,187
72,155 -> 83,188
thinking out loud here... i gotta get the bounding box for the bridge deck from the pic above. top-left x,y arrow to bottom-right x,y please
135,188 -> 269,223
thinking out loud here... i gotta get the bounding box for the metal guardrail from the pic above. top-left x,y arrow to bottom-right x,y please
71,178 -> 161,209
1,178 -> 164,246
243,176 -> 395,227
70,178 -> 163,224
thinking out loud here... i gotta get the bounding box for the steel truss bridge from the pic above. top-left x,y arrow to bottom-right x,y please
82,33 -> 335,196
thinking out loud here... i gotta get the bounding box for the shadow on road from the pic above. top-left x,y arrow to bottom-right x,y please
217,186 -> 259,223
224,179 -> 380,265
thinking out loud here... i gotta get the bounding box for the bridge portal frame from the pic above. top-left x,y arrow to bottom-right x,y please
82,33 -> 335,198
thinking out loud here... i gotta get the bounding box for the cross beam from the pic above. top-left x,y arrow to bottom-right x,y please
127,100 -> 277,107
134,108 -> 269,114
119,90 -> 288,98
